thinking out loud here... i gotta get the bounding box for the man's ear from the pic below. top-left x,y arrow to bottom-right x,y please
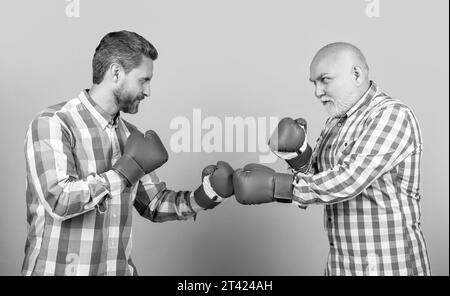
108,63 -> 123,84
353,65 -> 364,86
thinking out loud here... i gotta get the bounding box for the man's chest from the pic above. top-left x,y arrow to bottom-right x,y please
69,123 -> 127,177
313,116 -> 368,171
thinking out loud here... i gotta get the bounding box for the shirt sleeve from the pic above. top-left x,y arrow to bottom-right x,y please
290,135 -> 321,210
292,104 -> 417,205
25,115 -> 123,221
133,172 -> 208,222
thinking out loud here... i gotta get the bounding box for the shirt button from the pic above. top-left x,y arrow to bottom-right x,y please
330,242 -> 334,247
337,123 -> 342,127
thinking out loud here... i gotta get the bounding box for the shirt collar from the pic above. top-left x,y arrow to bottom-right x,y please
337,81 -> 378,121
79,90 -> 120,129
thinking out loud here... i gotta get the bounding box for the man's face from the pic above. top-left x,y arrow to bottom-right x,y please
114,56 -> 153,114
309,54 -> 357,118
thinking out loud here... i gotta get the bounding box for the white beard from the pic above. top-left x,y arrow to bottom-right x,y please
322,97 -> 355,118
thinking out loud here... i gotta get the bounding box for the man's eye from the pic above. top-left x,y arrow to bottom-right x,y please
321,77 -> 329,83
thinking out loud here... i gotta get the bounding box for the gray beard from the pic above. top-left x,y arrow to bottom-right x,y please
113,87 -> 140,114
325,97 -> 357,118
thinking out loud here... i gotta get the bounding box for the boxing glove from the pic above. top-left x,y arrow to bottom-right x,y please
268,117 -> 312,171
112,130 -> 169,186
233,163 -> 294,205
193,161 -> 234,210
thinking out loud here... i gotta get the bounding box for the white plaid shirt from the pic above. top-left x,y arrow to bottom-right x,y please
22,90 -> 210,276
293,82 -> 431,275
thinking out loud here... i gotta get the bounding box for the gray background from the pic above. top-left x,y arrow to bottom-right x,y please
0,0 -> 448,275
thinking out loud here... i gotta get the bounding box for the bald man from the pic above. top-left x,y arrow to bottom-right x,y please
295,42 -> 431,275
233,42 -> 431,276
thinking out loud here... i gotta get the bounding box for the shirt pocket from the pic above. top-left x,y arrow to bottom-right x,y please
335,138 -> 358,163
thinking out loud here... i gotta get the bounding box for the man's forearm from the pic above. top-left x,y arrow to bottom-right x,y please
30,170 -> 123,221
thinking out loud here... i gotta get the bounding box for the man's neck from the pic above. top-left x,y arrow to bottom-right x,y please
349,81 -> 371,109
335,81 -> 372,119
88,84 -> 119,117
358,81 -> 371,99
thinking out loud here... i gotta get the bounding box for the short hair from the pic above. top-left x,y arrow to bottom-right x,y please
92,30 -> 158,84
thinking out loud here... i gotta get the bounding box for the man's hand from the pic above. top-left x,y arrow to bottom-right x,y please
112,130 -> 169,187
193,161 -> 235,210
268,117 -> 312,171
233,163 -> 294,205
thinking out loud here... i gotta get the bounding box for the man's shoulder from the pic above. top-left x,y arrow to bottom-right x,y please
31,95 -> 82,121
27,96 -> 82,134
39,97 -> 81,117
370,91 -> 413,117
366,91 -> 422,131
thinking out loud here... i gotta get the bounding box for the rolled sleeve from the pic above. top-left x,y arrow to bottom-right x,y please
133,172 -> 198,222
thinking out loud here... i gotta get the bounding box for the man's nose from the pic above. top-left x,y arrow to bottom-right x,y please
315,85 -> 325,98
143,85 -> 151,97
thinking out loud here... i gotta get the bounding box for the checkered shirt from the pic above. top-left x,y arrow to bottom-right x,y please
293,82 -> 431,275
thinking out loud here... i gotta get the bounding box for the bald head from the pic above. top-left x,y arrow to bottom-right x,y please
309,42 -> 372,118
311,42 -> 369,79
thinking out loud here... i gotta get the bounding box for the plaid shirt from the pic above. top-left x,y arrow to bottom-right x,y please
293,82 -> 431,276
22,90 -> 209,276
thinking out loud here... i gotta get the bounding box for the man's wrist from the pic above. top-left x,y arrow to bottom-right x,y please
111,169 -> 129,188
102,169 -> 129,198
193,185 -> 221,210
112,155 -> 145,187
202,175 -> 225,201
286,145 -> 312,170
272,150 -> 299,160
273,172 -> 294,203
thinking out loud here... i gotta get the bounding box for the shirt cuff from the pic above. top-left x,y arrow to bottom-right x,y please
293,200 -> 309,210
103,170 -> 126,197
292,171 -> 316,204
83,174 -> 111,212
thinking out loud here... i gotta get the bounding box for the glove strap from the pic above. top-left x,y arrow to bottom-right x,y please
193,186 -> 221,210
112,155 -> 145,187
286,145 -> 312,171
273,173 -> 294,203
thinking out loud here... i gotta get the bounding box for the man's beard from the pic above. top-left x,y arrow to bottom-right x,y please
322,96 -> 355,118
113,85 -> 143,114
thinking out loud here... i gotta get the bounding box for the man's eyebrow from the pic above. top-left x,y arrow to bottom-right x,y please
309,73 -> 328,82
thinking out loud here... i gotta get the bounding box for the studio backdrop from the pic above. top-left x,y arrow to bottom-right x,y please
0,0 -> 448,275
